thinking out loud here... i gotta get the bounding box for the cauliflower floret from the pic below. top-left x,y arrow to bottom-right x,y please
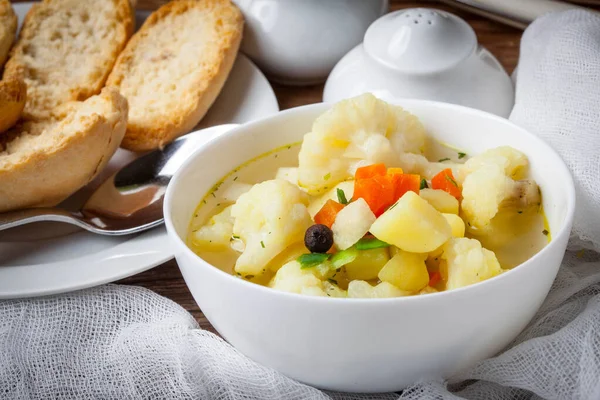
459,146 -> 528,182
269,260 -> 326,296
461,164 -> 513,229
442,238 -> 504,290
298,93 -> 427,194
191,205 -> 234,250
460,147 -> 540,229
231,179 -> 312,275
347,280 -> 412,298
398,153 -> 461,179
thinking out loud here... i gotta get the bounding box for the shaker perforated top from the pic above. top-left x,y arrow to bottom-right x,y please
363,8 -> 477,74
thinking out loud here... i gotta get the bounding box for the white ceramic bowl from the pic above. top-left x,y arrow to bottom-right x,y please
234,0 -> 388,85
164,100 -> 575,393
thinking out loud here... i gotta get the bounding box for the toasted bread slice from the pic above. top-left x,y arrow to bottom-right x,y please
0,78 -> 26,134
3,0 -> 134,121
0,0 -> 17,68
0,88 -> 128,212
106,0 -> 243,151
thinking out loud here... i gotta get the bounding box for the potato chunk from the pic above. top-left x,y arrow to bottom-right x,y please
378,250 -> 429,292
232,179 -> 312,275
442,213 -> 465,238
370,191 -> 451,253
344,248 -> 389,281
442,238 -> 504,290
331,198 -> 376,250
420,189 -> 459,214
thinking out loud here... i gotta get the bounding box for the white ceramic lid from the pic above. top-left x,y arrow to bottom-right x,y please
363,8 -> 477,74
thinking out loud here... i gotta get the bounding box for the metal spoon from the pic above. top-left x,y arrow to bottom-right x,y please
0,124 -> 237,236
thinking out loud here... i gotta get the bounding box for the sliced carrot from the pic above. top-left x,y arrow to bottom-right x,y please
355,163 -> 386,180
393,174 -> 420,201
387,167 -> 404,176
354,175 -> 395,217
428,271 -> 441,287
431,168 -> 461,199
314,200 -> 345,228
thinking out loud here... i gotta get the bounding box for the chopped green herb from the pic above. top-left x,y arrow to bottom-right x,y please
517,211 -> 523,214
542,229 -> 549,236
260,241 -> 265,248
337,188 -> 348,205
245,275 -> 254,280
203,200 -> 207,204
287,145 -> 292,150
232,235 -> 240,239
233,176 -> 238,181
298,253 -> 330,269
211,192 -> 216,198
275,154 -> 278,158
327,278 -> 338,285
420,178 -> 428,190
445,174 -> 458,187
330,247 -> 358,269
355,238 -> 390,250
458,152 -> 467,159
216,203 -> 221,207
324,172 -> 331,181
388,202 -> 398,211
438,158 -> 451,162
236,272 -> 242,276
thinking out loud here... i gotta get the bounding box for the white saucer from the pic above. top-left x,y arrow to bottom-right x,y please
0,3 -> 279,299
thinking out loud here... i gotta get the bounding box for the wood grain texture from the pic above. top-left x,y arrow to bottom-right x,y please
7,0 -> 597,332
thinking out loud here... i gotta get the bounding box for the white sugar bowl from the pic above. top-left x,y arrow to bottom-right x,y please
234,0 -> 389,85
324,8 -> 514,117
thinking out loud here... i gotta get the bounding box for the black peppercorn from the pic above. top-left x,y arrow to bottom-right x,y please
304,224 -> 334,253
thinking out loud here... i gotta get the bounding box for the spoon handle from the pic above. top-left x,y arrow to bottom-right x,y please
0,208 -> 89,232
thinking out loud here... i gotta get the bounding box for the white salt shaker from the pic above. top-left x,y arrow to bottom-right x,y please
324,8 -> 514,117
233,0 -> 389,85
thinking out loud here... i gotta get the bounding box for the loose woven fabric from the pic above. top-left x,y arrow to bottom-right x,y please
2,9 -> 600,400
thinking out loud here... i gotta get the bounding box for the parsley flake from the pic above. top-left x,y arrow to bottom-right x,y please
337,188 -> 348,204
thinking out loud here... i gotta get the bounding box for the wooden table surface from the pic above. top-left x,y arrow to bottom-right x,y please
6,0 -> 585,332
114,0 -> 525,334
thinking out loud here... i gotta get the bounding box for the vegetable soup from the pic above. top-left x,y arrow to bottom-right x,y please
187,94 -> 549,298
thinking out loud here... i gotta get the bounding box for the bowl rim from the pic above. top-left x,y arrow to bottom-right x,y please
164,98 -> 576,304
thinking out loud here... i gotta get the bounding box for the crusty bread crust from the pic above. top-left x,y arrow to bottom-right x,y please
0,78 -> 26,134
106,0 -> 244,151
0,88 -> 128,212
0,0 -> 17,68
3,0 -> 134,121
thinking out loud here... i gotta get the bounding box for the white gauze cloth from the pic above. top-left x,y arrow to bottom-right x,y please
2,9 -> 600,400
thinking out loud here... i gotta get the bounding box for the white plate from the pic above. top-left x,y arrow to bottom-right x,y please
0,3 -> 279,299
